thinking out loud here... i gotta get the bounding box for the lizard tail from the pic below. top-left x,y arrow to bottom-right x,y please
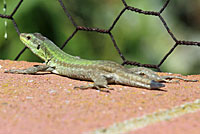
150,80 -> 165,89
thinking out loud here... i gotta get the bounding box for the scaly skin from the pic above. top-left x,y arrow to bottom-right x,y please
6,33 -> 184,90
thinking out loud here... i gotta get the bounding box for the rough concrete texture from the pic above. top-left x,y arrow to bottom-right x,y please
0,60 -> 199,134
132,111 -> 200,134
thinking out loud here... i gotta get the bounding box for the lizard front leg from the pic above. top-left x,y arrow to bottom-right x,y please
5,65 -> 55,74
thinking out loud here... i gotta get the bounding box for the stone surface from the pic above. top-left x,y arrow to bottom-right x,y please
0,60 -> 199,134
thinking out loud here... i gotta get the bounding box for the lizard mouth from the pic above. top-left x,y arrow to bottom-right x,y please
20,33 -> 29,46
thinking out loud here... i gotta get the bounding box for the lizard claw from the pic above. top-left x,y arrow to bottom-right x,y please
73,84 -> 111,93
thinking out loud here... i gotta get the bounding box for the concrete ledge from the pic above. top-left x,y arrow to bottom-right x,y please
0,60 -> 199,134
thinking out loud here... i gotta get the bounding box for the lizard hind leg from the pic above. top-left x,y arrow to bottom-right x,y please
128,67 -> 198,83
128,67 -> 162,81
74,73 -> 113,92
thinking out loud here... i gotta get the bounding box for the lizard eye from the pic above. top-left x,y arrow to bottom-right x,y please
37,45 -> 40,50
26,36 -> 31,40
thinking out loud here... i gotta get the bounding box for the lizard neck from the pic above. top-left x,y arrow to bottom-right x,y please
42,39 -> 94,66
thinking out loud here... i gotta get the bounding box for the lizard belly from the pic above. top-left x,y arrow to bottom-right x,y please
53,67 -> 93,81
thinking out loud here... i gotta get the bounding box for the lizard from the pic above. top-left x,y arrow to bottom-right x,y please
5,33 -> 197,91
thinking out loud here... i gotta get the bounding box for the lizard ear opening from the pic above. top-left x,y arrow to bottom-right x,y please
26,36 -> 31,40
37,45 -> 40,50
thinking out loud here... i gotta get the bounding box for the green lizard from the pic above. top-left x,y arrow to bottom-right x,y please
5,33 -> 197,91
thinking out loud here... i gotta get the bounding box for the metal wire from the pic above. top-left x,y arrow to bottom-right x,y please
0,0 -> 199,71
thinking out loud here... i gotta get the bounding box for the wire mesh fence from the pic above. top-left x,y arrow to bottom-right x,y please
0,0 -> 199,73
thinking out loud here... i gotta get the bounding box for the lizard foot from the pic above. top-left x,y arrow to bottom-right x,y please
161,76 -> 198,83
74,84 -> 113,93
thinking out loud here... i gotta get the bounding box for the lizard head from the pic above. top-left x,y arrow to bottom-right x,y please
20,33 -> 49,61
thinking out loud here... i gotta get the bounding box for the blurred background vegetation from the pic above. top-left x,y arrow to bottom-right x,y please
0,0 -> 199,74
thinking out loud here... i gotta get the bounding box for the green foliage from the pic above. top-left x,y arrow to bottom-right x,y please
0,0 -> 199,74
